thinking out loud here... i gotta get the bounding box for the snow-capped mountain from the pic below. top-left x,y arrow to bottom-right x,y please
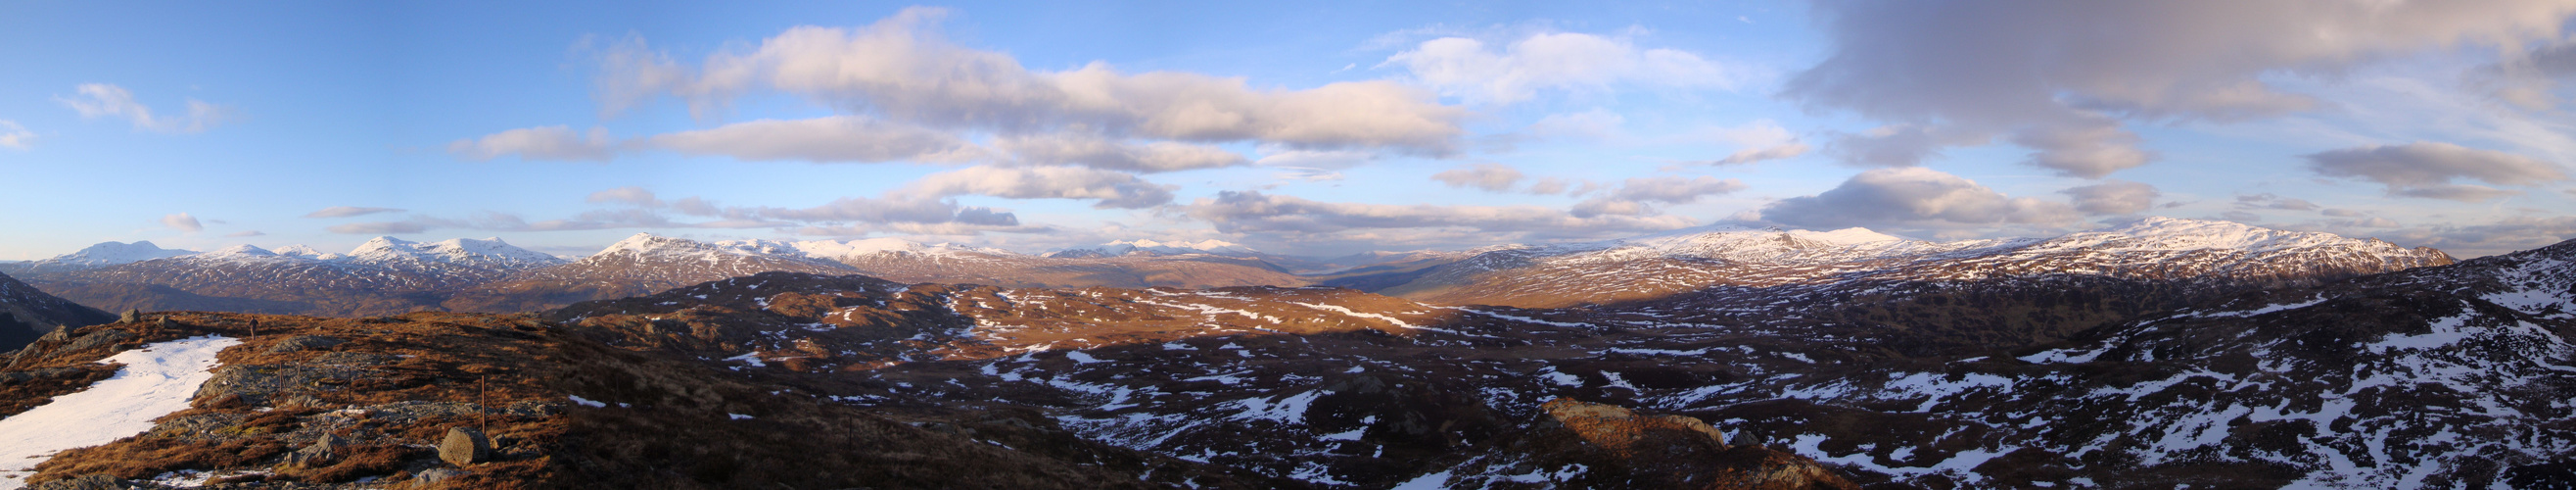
1367,217 -> 2451,311
7,233 -> 2561,488
20,237 -> 568,318
1047,239 -> 1262,259
791,237 -> 1022,261
344,236 -> 567,271
442,233 -> 865,314
0,241 -> 194,275
532,236 -> 2575,488
777,236 -> 1307,289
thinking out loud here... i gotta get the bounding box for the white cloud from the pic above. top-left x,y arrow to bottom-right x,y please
162,213 -> 204,233
749,197 -> 1019,226
1704,121 -> 1812,166
995,133 -> 1245,172
1251,147 -> 1377,170
598,8 -> 1464,154
2334,217 -> 2403,228
1183,190 -> 1694,236
1430,163 -> 1525,192
58,83 -> 231,133
645,116 -> 989,164
1572,175 -> 1747,218
1525,177 -> 1600,196
302,206 -> 405,219
2383,215 -> 2576,258
328,209 -> 783,235
585,187 -> 659,206
0,121 -> 31,149
327,221 -> 426,234
1384,30 -> 1742,105
1711,144 -> 1809,166
896,165 -> 1175,209
1786,1 -> 2576,176
2233,193 -> 2320,211
1759,167 -> 2080,229
2060,180 -> 2159,215
447,125 -> 614,162
1527,109 -> 1625,141
2305,141 -> 2568,201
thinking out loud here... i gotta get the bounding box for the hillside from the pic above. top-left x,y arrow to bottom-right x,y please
0,271 -> 111,352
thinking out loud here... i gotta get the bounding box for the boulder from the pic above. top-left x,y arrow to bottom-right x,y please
282,433 -> 350,467
440,426 -> 492,466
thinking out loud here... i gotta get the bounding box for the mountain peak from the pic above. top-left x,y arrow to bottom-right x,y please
2063,217 -> 2339,252
597,233 -> 710,256
43,240 -> 194,267
347,236 -> 564,268
795,237 -> 1014,260
205,244 -> 278,258
1787,227 -> 1905,245
1057,238 -> 1261,258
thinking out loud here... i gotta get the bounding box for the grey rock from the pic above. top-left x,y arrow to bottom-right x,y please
414,467 -> 467,483
368,401 -> 489,421
440,426 -> 492,466
193,360 -> 380,407
57,329 -> 133,356
266,335 -> 346,354
29,474 -> 145,490
117,310 -> 140,324
283,432 -> 351,466
144,412 -> 247,440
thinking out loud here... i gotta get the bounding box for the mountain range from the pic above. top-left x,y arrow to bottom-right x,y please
0,219 -> 2450,325
509,233 -> 2570,488
0,218 -> 2566,488
2,234 -> 1346,318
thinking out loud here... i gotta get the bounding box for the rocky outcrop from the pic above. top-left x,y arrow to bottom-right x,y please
1406,399 -> 1858,489
0,271 -> 113,353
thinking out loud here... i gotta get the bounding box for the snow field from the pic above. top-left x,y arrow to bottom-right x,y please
0,335 -> 241,490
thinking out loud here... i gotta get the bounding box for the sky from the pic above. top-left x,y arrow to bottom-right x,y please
3,0 -> 2574,261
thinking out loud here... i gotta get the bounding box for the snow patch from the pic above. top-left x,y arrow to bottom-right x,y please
0,335 -> 241,489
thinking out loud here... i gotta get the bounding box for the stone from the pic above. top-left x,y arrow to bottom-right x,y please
414,467 -> 467,483
117,310 -> 140,323
440,426 -> 493,466
30,474 -> 130,490
283,433 -> 349,467
58,329 -> 134,355
267,335 -> 346,354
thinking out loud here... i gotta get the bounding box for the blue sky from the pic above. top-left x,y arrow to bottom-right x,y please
3,1 -> 2573,260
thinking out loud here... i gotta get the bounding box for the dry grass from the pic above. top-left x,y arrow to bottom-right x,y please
15,310 -> 1239,489
0,364 -> 116,417
34,437 -> 290,480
